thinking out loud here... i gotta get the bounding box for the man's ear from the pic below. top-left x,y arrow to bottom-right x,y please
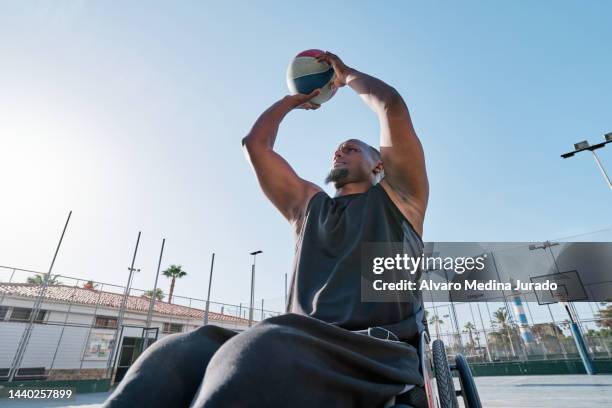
373,160 -> 384,175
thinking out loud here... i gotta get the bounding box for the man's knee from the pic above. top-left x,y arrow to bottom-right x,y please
190,324 -> 238,343
104,325 -> 236,407
215,324 -> 293,365
203,326 -> 295,387
191,325 -> 297,406
127,325 -> 234,380
143,324 -> 234,359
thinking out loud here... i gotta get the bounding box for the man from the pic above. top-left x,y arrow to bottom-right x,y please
105,51 -> 428,408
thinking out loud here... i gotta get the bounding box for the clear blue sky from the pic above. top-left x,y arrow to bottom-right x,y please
1,1 -> 611,312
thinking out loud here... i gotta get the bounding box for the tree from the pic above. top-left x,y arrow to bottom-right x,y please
595,304 -> 612,330
27,274 -> 61,285
162,264 -> 187,304
532,322 -> 564,339
83,280 -> 98,290
464,321 -> 477,350
429,314 -> 444,339
491,307 -> 520,357
492,308 -> 511,332
143,288 -> 165,301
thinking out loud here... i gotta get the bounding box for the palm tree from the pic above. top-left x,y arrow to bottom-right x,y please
143,288 -> 165,301
162,264 -> 187,304
492,308 -> 513,336
429,314 -> 444,339
492,307 -> 517,356
27,274 -> 61,285
464,321 -> 477,350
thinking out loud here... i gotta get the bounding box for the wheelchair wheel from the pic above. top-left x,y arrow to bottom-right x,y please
432,339 -> 459,408
454,354 -> 482,408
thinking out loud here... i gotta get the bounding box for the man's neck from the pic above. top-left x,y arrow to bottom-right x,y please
334,181 -> 374,197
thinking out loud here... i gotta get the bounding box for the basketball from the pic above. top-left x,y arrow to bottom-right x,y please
286,49 -> 337,105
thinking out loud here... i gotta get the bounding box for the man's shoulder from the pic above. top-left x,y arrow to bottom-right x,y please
292,183 -> 325,236
378,179 -> 425,239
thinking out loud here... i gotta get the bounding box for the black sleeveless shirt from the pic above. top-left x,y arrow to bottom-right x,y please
287,183 -> 426,344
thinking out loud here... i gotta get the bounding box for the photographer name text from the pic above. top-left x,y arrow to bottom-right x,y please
372,279 -> 557,292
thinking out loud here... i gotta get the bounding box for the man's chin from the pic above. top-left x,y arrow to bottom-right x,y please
325,168 -> 349,185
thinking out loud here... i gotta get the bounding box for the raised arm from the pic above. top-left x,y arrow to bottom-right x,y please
317,52 -> 429,234
242,92 -> 322,227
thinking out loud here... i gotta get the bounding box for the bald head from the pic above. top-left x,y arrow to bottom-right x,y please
325,139 -> 384,188
344,139 -> 381,161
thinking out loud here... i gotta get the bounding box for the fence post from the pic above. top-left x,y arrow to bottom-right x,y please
145,239 -> 166,337
106,231 -> 141,379
8,210 -> 71,382
204,253 -> 215,326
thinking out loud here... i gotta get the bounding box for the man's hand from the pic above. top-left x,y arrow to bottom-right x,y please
286,89 -> 321,110
316,51 -> 353,91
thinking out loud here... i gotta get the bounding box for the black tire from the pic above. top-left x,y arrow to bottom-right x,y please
432,339 -> 459,408
455,354 -> 482,408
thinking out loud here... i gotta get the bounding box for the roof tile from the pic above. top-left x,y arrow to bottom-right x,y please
0,283 -> 249,325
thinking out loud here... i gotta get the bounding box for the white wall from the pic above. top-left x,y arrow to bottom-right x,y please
0,322 -> 25,367
19,324 -> 65,368
0,294 -> 248,372
47,326 -> 96,369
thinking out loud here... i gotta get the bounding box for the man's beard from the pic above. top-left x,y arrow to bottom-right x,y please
325,168 -> 349,186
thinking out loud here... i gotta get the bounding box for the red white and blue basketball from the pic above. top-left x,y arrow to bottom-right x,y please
286,49 -> 337,105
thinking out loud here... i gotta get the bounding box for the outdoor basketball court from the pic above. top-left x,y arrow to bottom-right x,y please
2,375 -> 611,408
465,375 -> 612,407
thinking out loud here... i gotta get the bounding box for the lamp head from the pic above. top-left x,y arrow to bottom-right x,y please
574,140 -> 590,150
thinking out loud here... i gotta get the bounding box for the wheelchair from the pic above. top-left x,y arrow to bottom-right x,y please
420,331 -> 481,408
386,331 -> 482,408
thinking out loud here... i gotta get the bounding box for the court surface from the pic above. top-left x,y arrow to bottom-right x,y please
2,375 -> 611,407
458,374 -> 612,407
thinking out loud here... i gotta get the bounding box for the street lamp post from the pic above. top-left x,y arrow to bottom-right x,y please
561,133 -> 612,190
248,250 -> 263,327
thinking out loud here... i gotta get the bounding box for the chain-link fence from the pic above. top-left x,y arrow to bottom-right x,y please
421,230 -> 612,365
0,266 -> 284,383
424,298 -> 611,364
